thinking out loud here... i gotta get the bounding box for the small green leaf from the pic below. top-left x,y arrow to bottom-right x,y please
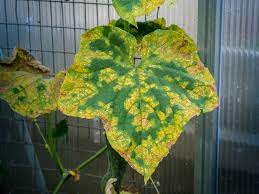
112,0 -> 165,26
0,71 -> 65,118
109,18 -> 166,42
52,119 -> 69,138
59,21 -> 218,182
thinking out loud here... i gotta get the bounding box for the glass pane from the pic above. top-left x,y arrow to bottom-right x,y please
218,0 -> 259,193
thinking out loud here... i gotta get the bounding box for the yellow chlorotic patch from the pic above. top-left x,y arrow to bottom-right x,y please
0,71 -> 65,118
133,115 -> 151,131
99,68 -> 118,84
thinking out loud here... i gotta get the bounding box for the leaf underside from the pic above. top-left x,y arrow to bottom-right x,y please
58,21 -> 218,182
112,0 -> 165,26
0,48 -> 50,74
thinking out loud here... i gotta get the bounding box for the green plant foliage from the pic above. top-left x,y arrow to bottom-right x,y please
109,18 -> 195,43
109,18 -> 166,42
0,71 -> 65,118
112,0 -> 165,26
0,48 -> 50,74
58,22 -> 218,182
52,119 -> 69,139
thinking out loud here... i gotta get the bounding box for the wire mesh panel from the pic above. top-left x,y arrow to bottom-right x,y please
0,0 -> 199,193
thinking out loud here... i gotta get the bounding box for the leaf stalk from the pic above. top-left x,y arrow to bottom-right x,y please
34,118 -> 107,193
53,145 -> 107,193
34,119 -> 65,174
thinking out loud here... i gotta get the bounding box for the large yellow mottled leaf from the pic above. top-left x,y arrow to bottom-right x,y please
58,24 -> 218,182
112,0 -> 165,26
0,71 -> 65,118
0,48 -> 50,74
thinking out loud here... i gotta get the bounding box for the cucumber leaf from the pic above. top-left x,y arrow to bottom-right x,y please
59,24 -> 218,182
112,0 -> 165,26
0,71 -> 65,118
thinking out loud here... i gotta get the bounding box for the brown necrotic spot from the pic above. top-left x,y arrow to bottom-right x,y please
0,48 -> 50,75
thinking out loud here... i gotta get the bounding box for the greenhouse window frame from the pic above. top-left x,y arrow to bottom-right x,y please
194,0 -> 224,194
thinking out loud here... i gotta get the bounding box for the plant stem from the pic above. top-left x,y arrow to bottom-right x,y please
53,172 -> 70,194
33,119 -> 65,174
53,145 -> 108,193
34,119 -> 107,193
100,141 -> 126,192
150,177 -> 160,194
75,145 -> 107,171
45,115 -> 65,174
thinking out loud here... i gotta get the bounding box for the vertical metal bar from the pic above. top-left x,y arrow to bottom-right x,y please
3,0 -> 9,55
194,2 -> 207,192
61,0 -> 66,69
72,0 -> 80,152
84,0 -> 87,28
108,0 -> 111,21
26,0 -> 31,52
38,0 -> 43,62
15,0 -> 20,47
214,0 -> 225,194
96,0 -> 99,26
195,0 -> 224,194
49,0 -> 55,73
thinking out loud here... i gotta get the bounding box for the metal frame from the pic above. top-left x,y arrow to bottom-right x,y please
195,0 -> 224,194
